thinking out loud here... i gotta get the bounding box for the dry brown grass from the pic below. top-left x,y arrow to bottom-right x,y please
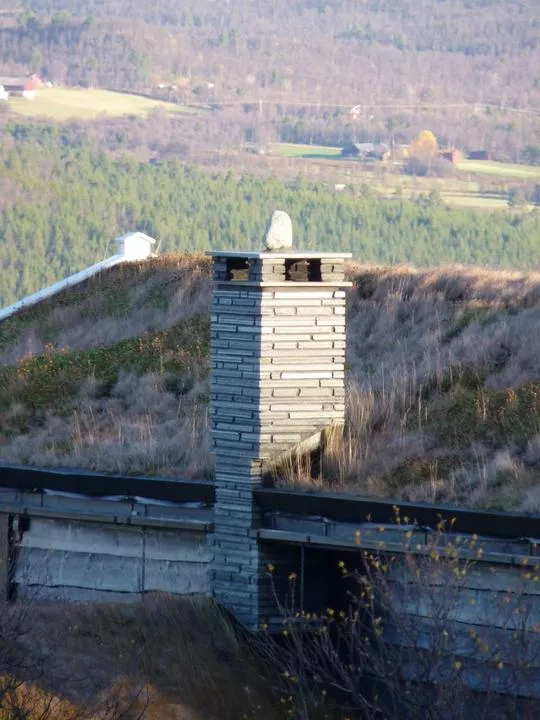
0,254 -> 212,366
0,255 -> 212,479
1,374 -> 212,478
1,255 -> 540,509
3,595 -> 279,720
274,264 -> 540,510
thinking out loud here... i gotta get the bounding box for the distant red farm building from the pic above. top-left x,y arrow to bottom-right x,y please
439,149 -> 463,165
0,74 -> 42,99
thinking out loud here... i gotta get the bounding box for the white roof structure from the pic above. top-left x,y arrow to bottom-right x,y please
0,232 -> 157,323
114,231 -> 156,260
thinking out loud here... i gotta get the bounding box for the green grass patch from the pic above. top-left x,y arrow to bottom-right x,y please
268,145 -> 539,211
0,302 -> 67,353
269,142 -> 342,159
0,314 -> 36,353
0,315 -> 209,415
384,456 -> 458,494
457,159 -> 540,179
442,304 -> 498,341
100,287 -> 132,318
383,377 -> 540,509
0,282 -> 131,351
8,88 -> 199,121
442,194 -> 517,210
428,379 -> 540,452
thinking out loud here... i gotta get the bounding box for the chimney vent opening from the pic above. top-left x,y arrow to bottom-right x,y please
226,257 -> 250,281
284,258 -> 322,282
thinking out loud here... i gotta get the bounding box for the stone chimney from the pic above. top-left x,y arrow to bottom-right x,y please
209,250 -> 350,627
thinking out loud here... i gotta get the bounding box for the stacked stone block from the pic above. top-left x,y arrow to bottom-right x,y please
209,251 -> 350,628
320,257 -> 346,283
248,259 -> 286,282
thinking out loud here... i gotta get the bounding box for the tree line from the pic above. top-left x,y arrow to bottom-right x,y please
0,120 -> 539,307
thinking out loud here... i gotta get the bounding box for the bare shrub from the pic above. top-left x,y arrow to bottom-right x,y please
257,526 -> 540,720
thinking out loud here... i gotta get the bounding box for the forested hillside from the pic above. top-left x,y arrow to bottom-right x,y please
0,0 -> 538,160
0,120 -> 539,307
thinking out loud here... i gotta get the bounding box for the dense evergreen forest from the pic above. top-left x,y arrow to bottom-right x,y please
0,0 -> 538,160
0,120 -> 539,307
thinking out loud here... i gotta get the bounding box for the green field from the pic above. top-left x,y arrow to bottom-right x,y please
269,142 -> 342,159
456,159 -> 540,179
268,142 -> 538,211
442,194 -> 522,210
8,87 -> 198,120
272,143 -> 540,179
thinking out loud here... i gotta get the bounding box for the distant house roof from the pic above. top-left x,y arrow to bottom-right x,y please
0,75 -> 41,91
0,77 -> 27,88
341,142 -> 390,158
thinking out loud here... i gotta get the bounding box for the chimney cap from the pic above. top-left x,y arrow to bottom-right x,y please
207,251 -> 352,260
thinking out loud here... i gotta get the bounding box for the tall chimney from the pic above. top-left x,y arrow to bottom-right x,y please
209,250 -> 350,627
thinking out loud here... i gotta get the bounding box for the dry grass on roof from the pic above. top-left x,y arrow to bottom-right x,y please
1,254 -> 540,510
0,253 -> 212,364
275,263 -> 540,512
347,262 -> 540,306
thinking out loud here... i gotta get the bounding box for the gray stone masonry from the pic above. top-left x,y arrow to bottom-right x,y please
209,251 -> 351,628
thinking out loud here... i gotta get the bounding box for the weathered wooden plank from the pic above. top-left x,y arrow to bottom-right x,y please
384,615 -> 540,668
15,549 -> 211,597
0,513 -> 9,602
18,519 -> 214,563
144,529 -> 212,563
265,516 -> 537,564
0,490 -> 213,529
144,560 -> 210,594
384,618 -> 540,696
13,516 -> 213,597
15,547 -> 143,592
391,651 -> 540,698
386,581 -> 540,631
18,518 -> 144,557
0,463 -> 214,503
15,585 -> 142,603
273,516 -> 329,535
256,487 -> 540,539
387,560 -> 540,595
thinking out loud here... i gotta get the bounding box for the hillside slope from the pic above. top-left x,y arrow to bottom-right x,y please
1,254 -> 539,511
6,1 -> 538,108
